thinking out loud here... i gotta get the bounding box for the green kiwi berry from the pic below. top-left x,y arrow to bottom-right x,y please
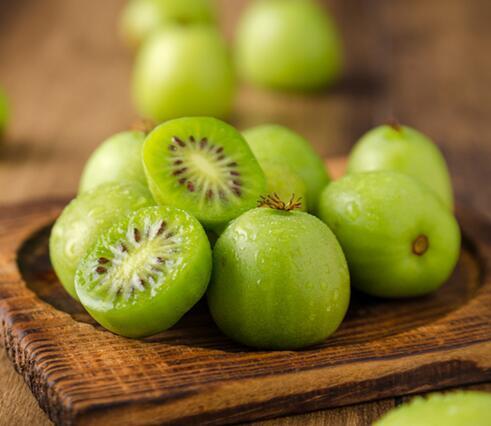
348,124 -> 454,209
374,391 -> 491,426
49,182 -> 155,300
79,131 -> 148,193
318,171 -> 460,298
120,0 -> 216,48
0,87 -> 9,135
208,196 -> 350,349
243,124 -> 329,213
75,206 -> 211,338
133,26 -> 236,122
236,0 -> 343,90
143,117 -> 266,229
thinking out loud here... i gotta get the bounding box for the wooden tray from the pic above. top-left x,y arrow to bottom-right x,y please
0,159 -> 490,426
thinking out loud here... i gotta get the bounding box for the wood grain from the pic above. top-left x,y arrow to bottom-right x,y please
0,0 -> 490,425
0,181 -> 490,424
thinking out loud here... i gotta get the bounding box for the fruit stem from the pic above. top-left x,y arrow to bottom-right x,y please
387,117 -> 402,132
257,193 -> 302,212
131,118 -> 156,135
412,234 -> 429,256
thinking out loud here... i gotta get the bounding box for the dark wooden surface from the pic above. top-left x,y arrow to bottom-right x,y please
0,0 -> 490,425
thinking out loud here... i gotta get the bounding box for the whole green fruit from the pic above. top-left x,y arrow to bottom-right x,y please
49,182 -> 155,300
348,124 -> 454,209
208,205 -> 350,349
243,124 -> 330,213
318,171 -> 460,298
120,0 -> 216,48
374,391 -> 491,426
79,131 -> 148,193
236,0 -> 343,90
0,87 -> 9,135
133,26 -> 236,122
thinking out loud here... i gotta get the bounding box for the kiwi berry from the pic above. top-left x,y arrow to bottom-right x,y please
75,206 -> 212,338
79,130 -> 148,193
120,0 -> 216,48
143,117 -> 266,229
243,124 -> 330,212
49,182 -> 155,300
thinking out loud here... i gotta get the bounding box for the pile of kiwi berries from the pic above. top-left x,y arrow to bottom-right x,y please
50,116 -> 460,350
121,0 -> 343,122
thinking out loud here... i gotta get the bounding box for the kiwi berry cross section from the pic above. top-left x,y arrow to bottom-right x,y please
143,117 -> 266,229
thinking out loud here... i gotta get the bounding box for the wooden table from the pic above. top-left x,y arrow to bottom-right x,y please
0,0 -> 489,424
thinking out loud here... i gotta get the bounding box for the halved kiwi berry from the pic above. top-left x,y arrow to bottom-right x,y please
143,117 -> 266,229
75,206 -> 212,338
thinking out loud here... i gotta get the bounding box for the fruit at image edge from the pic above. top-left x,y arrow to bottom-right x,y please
348,123 -> 454,209
75,206 -> 212,338
49,182 -> 155,300
374,391 -> 491,426
143,117 -> 266,230
208,200 -> 350,350
79,130 -> 148,193
236,0 -> 343,90
133,25 -> 236,122
0,87 -> 9,135
243,124 -> 329,213
120,0 -> 216,48
318,171 -> 460,298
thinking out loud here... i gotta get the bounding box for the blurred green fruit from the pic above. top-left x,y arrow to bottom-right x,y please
318,171 -> 460,298
120,0 -> 216,47
236,0 -> 343,90
79,131 -> 148,193
243,124 -> 329,212
0,87 -> 9,135
348,124 -> 454,209
374,391 -> 491,426
133,26 -> 236,122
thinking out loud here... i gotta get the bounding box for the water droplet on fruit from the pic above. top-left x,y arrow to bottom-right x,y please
346,201 -> 360,220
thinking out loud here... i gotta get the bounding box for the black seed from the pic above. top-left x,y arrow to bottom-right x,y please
227,162 -> 237,167
156,256 -> 165,263
200,137 -> 208,148
173,167 -> 187,176
189,135 -> 195,143
120,243 -> 128,252
173,136 -> 186,147
232,187 -> 242,197
169,145 -> 177,151
134,228 -> 141,243
157,222 -> 167,235
230,170 -> 240,176
216,146 -> 224,154
232,179 -> 242,186
206,189 -> 214,199
217,155 -> 225,161
178,177 -> 187,184
139,278 -> 146,287
187,181 -> 195,192
98,257 -> 110,264
96,266 -> 107,274
116,288 -> 122,296
219,189 -> 227,200
174,159 -> 183,165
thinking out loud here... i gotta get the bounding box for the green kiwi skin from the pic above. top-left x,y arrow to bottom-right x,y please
0,87 -> 9,136
49,182 -> 155,300
120,0 -> 216,48
75,206 -> 212,338
79,131 -> 148,193
318,171 -> 460,298
243,124 -> 330,213
133,26 -> 236,122
236,0 -> 343,91
374,391 -> 491,426
143,117 -> 266,230
262,161 -> 308,211
208,208 -> 350,350
348,124 -> 454,209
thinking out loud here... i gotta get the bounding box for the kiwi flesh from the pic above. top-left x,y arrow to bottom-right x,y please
75,206 -> 212,337
143,117 -> 266,229
79,130 -> 148,193
49,182 -> 155,300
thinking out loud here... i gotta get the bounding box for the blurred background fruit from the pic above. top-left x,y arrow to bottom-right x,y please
0,86 -> 8,136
